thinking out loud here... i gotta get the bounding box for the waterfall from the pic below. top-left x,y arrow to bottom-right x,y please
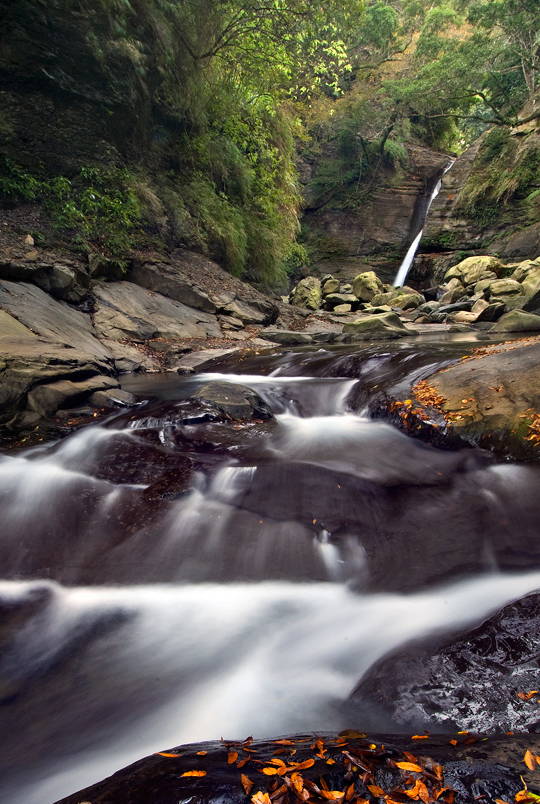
393,161 -> 454,287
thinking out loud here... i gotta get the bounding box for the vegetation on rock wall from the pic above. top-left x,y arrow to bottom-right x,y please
1,0 -> 539,285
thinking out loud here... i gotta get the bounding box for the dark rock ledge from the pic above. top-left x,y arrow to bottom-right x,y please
54,731 -> 540,804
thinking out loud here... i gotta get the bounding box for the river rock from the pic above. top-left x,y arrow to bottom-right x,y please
489,309 -> 540,333
219,297 -> 276,325
291,276 -> 322,310
259,329 -> 313,345
322,277 -> 340,295
351,592 -> 540,733
52,732 -> 540,804
487,278 -> 523,297
333,304 -> 352,314
475,301 -> 505,322
323,293 -> 358,310
390,292 -> 424,310
93,281 -> 222,341
445,256 -> 502,284
342,312 -> 412,339
352,271 -> 383,301
193,382 -> 273,421
0,258 -> 90,302
521,266 -> 540,297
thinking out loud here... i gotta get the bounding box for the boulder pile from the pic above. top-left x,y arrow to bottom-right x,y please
287,256 -> 540,334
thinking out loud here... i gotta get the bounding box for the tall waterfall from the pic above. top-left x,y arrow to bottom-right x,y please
393,161 -> 454,287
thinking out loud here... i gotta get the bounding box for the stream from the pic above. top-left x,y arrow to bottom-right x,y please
2,335 -> 540,804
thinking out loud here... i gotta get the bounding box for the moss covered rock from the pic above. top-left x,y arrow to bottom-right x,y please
291,277 -> 322,310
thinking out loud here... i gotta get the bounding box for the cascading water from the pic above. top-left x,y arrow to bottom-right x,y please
393,162 -> 454,287
2,339 -> 540,804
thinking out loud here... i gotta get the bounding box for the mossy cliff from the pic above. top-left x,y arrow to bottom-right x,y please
421,124 -> 540,284
0,0 -> 299,288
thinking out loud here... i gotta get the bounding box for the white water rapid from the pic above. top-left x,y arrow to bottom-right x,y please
2,343 -> 540,804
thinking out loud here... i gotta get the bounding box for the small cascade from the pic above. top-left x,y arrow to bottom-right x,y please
393,161 -> 454,287
3,343 -> 540,803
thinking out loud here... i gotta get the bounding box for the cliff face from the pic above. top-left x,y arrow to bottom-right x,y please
419,126 -> 540,285
300,121 -> 540,290
299,141 -> 451,285
0,0 -> 153,171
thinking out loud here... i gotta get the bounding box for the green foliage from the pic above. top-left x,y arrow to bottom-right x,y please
457,128 -> 540,228
0,158 -> 140,253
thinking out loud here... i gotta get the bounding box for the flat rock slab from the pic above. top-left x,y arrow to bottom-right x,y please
0,280 -> 111,361
93,281 -> 222,342
404,337 -> 540,459
129,261 -> 217,314
175,348 -> 241,373
54,732 -> 540,804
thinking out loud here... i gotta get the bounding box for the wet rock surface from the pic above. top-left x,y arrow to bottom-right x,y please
53,732 -> 540,804
352,594 -> 540,733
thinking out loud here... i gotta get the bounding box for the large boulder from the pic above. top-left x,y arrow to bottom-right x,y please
291,276 -> 322,310
487,278 -> 524,298
396,338 -> 540,459
323,293 -> 358,310
390,292 -> 424,310
0,257 -> 90,302
342,312 -> 413,339
0,283 -> 121,426
129,261 -> 216,314
444,256 -> 503,284
260,329 -> 313,345
322,277 -> 340,295
352,271 -> 383,302
489,309 -> 540,333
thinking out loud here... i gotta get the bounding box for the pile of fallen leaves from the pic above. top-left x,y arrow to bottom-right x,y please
159,735 -> 456,804
155,734 -> 540,804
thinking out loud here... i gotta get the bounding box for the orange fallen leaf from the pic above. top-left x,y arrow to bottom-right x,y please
524,751 -> 539,771
450,740 -> 457,746
229,751 -> 239,764
320,792 -> 345,800
156,752 -> 182,757
242,775 -> 254,795
252,793 -> 272,804
396,762 -> 424,773
367,785 -> 385,797
274,740 -> 296,746
238,757 -> 251,768
290,772 -> 304,794
345,783 -> 355,801
327,758 -> 336,765
262,768 -> 279,775
291,759 -> 315,771
519,692 -> 539,701
197,751 -> 208,756
181,770 -> 207,777
495,799 -> 511,804
412,735 -> 429,740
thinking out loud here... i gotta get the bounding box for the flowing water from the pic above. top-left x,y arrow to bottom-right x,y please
2,337 -> 540,804
393,162 -> 454,287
